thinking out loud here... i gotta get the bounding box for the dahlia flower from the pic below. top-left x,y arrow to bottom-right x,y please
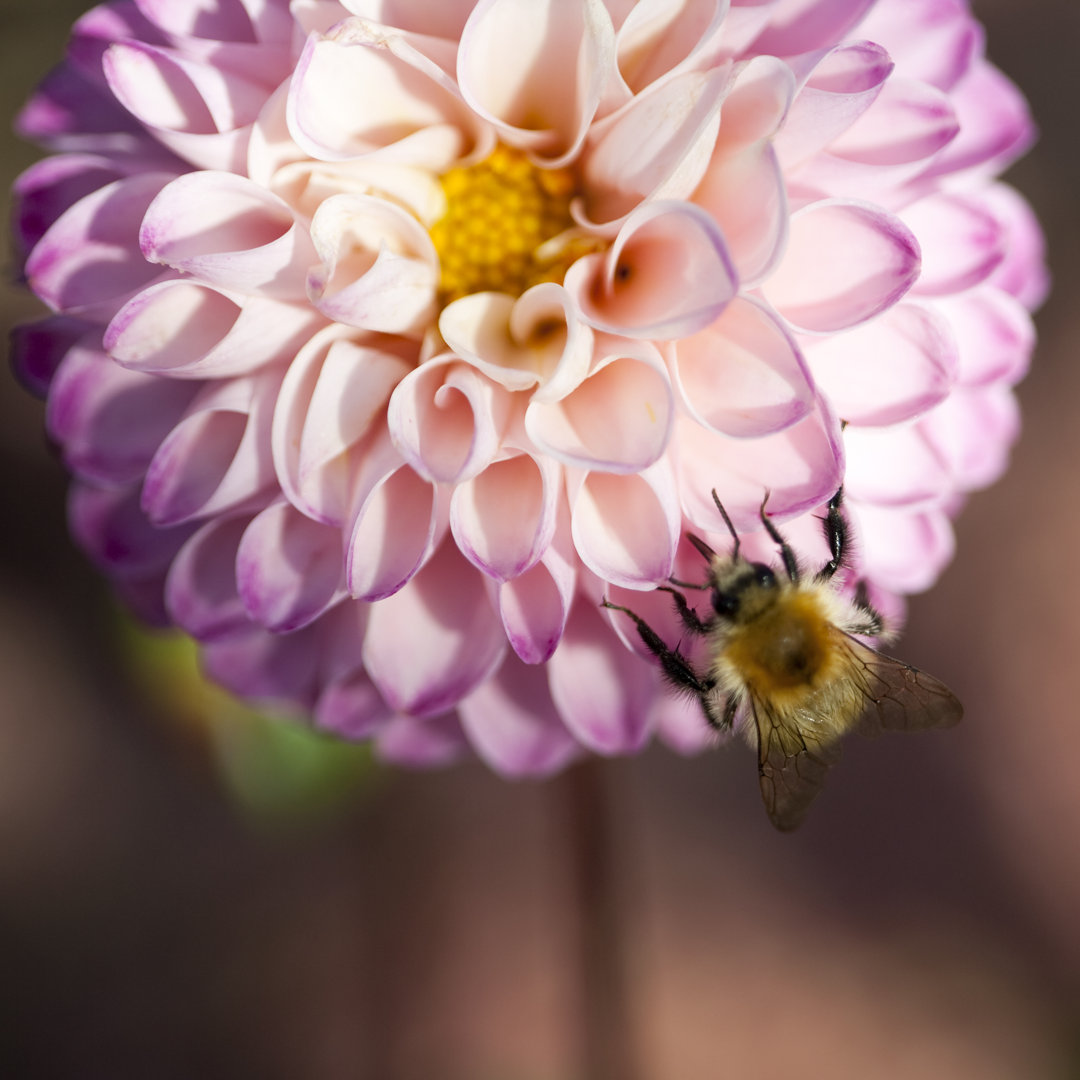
12,0 -> 1046,774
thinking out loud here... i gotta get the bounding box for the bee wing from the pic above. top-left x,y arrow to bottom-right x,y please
752,694 -> 844,832
842,634 -> 964,736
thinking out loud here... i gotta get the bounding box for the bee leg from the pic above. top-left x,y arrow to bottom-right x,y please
759,493 -> 800,582
847,580 -> 887,638
816,487 -> 849,581
601,600 -> 717,700
656,584 -> 712,635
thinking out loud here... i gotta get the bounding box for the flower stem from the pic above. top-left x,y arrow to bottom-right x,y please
562,758 -> 639,1080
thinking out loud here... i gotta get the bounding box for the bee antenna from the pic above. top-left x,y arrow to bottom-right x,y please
710,489 -> 740,558
687,532 -> 716,562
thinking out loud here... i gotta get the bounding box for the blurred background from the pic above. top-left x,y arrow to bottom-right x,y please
2,1 -> 1078,1077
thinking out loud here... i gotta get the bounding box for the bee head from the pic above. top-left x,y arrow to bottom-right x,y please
710,558 -> 779,623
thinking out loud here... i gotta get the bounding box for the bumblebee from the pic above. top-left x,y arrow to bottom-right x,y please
603,488 -> 962,831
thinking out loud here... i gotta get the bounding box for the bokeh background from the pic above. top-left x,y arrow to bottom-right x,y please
2,1 -> 1078,1077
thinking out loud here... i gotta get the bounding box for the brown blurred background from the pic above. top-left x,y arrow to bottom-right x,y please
2,1 -> 1078,1077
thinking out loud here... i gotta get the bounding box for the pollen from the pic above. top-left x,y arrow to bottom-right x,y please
429,144 -> 595,306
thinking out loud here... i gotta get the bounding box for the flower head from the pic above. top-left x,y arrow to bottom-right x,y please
12,0 -> 1046,772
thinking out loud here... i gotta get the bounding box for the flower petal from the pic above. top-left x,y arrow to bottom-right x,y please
201,623 -> 322,709
672,295 -> 813,437
374,714 -> 471,767
307,193 -> 438,333
568,459 -> 681,588
749,0 -> 877,56
931,288 -> 1033,388
450,451 -> 559,580
237,501 -> 346,632
316,670 -> 394,742
847,501 -> 955,594
763,199 -> 920,333
804,302 -> 956,426
547,597 -> 654,755
106,280 -> 326,379
903,192 -> 1004,297
140,171 -> 316,299
363,540 -> 506,717
458,0 -> 615,166
459,654 -> 579,776
842,423 -> 950,507
526,338 -> 674,472
388,356 -> 510,483
165,513 -> 254,641
566,200 -> 737,339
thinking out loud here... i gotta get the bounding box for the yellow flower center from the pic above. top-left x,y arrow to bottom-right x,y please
430,144 -> 595,305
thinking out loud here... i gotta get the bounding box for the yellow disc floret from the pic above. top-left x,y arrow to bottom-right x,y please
430,144 -> 594,305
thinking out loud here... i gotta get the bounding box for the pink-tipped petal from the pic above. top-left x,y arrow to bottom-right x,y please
236,501 -> 345,632
931,288 -> 1033,388
316,670 -> 394,742
201,623 -> 322,709
140,171 -> 315,299
374,713 -> 471,768
764,198 -> 920,333
363,540 -> 506,717
451,451 -> 559,581
548,598 -> 654,755
525,339 -> 674,472
566,200 -> 737,339
672,295 -> 814,437
459,654 -> 579,776
106,280 -> 326,379
165,513 -> 254,641
568,460 -> 681,588
749,0 -> 877,56
804,301 -> 957,426
847,500 -> 955,595
903,192 -> 1004,297
842,423 -> 950,508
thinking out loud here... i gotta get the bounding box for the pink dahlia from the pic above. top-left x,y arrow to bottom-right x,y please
12,0 -> 1046,773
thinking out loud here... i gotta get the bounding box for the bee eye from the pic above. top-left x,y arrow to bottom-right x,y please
752,563 -> 777,588
712,589 -> 738,617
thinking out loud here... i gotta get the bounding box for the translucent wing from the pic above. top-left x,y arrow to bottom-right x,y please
753,694 -> 844,832
842,634 -> 964,736
752,634 -> 962,831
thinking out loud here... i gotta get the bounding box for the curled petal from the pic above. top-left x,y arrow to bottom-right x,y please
775,41 -> 893,167
374,714 -> 471,767
581,65 -> 731,227
237,501 -> 346,633
547,598 -> 654,755
345,434 -> 442,600
566,200 -> 737,339
451,451 -> 559,580
440,284 -> 593,396
141,370 -> 281,525
526,338 -> 674,472
903,193 -> 1004,297
316,670 -> 394,742
848,501 -> 955,594
140,171 -> 316,299
931,288 -> 1033,388
25,173 -> 174,315
106,281 -> 326,379
672,295 -> 813,438
920,384 -> 1020,493
9,315 -> 97,399
388,356 -> 510,483
165,514 -> 254,641
289,18 -> 479,167
273,326 -> 415,524
677,405 -> 843,532
497,530 -> 576,663
750,0 -> 877,56
47,336 -> 200,484
614,0 -> 728,96
804,302 -> 957,426
568,458 -> 681,588
69,481 -> 195,580
459,0 -> 615,166
459,654 -> 579,776
202,623 -> 322,709
763,198 -> 920,333
363,540 -> 506,717
842,423 -> 950,507
307,193 -> 438,333
857,0 -> 982,92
